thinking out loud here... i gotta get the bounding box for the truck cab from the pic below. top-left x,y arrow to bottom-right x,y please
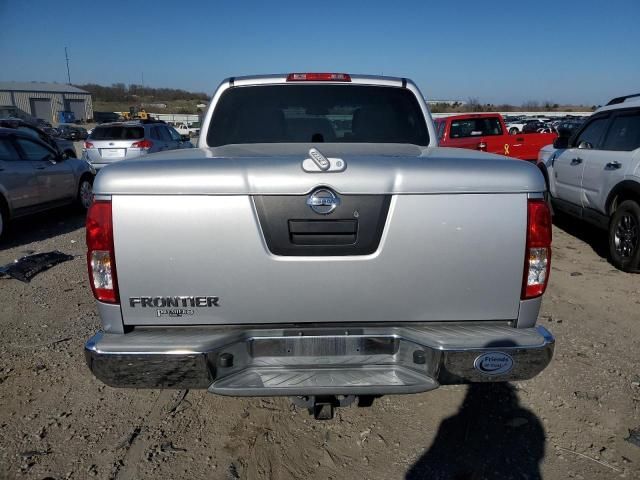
436,113 -> 557,161
175,122 -> 200,137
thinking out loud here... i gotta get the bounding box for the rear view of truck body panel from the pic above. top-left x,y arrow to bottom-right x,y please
113,192 -> 527,326
85,75 -> 554,409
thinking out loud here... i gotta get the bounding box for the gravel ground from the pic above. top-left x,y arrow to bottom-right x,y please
0,208 -> 639,480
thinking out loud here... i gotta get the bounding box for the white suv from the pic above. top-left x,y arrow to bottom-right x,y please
538,94 -> 640,272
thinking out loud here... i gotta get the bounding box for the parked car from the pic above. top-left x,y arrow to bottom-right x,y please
436,113 -> 557,160
0,128 -> 95,238
33,118 -> 52,129
82,120 -> 193,170
84,73 -> 554,420
503,115 -> 524,124
0,119 -> 77,159
506,118 -> 548,135
553,119 -> 585,135
93,111 -> 120,124
42,126 -> 61,137
538,93 -> 640,271
175,122 -> 200,137
57,124 -> 89,141
531,116 -> 552,123
505,119 -> 527,134
522,121 -> 549,133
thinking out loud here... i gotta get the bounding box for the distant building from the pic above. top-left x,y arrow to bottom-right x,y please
0,82 -> 93,123
143,103 -> 167,109
426,99 -> 467,106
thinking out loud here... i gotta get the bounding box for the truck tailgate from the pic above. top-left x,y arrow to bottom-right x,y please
113,192 -> 527,325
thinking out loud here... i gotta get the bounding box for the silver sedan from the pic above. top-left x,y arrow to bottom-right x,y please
0,127 -> 95,238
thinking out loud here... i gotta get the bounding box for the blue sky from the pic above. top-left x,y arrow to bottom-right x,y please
1,0 -> 638,105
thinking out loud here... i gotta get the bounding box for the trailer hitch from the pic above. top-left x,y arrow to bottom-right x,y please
290,395 -> 379,420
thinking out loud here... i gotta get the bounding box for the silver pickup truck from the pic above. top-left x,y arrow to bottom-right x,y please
84,73 -> 554,418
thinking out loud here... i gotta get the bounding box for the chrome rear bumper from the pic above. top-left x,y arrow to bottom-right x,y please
85,324 -> 554,396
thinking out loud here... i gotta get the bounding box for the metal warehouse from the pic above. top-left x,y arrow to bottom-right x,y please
0,81 -> 93,123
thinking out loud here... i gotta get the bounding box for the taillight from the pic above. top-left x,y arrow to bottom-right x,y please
84,141 -> 94,149
286,73 -> 351,82
132,139 -> 153,150
522,199 -> 552,299
86,200 -> 119,304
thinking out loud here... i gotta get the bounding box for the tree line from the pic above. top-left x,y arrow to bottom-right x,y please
76,83 -> 209,102
430,98 -> 596,113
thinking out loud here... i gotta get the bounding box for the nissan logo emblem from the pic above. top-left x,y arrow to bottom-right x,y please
306,188 -> 340,215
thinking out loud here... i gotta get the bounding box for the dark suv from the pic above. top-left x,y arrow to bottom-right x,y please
0,119 -> 77,159
57,124 -> 89,141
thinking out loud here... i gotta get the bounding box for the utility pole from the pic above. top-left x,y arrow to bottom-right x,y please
141,72 -> 144,96
65,47 -> 71,85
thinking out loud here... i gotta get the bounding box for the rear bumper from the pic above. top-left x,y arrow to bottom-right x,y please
83,150 -> 146,169
84,324 -> 554,396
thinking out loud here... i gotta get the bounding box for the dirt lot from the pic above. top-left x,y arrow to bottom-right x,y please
0,208 -> 639,480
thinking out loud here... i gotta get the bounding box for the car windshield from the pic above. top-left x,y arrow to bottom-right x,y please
207,84 -> 430,146
90,126 -> 144,140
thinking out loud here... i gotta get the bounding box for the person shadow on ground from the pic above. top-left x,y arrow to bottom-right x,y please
406,382 -> 545,480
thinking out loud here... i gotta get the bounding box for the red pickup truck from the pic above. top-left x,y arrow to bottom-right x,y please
435,113 -> 557,161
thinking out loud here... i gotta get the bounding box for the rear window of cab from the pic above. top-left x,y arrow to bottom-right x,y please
207,84 -> 430,147
450,118 -> 503,138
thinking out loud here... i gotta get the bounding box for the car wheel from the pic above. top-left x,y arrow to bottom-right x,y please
0,198 -> 8,240
509,127 -> 519,135
608,200 -> 640,272
0,205 -> 5,240
77,176 -> 94,210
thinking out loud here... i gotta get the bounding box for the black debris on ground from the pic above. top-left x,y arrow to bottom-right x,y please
626,428 -> 640,448
0,251 -> 75,282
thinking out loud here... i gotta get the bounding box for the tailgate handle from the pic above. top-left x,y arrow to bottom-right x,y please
288,220 -> 357,246
289,220 -> 357,234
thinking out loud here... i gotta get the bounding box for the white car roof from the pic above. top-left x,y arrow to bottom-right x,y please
595,95 -> 640,114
